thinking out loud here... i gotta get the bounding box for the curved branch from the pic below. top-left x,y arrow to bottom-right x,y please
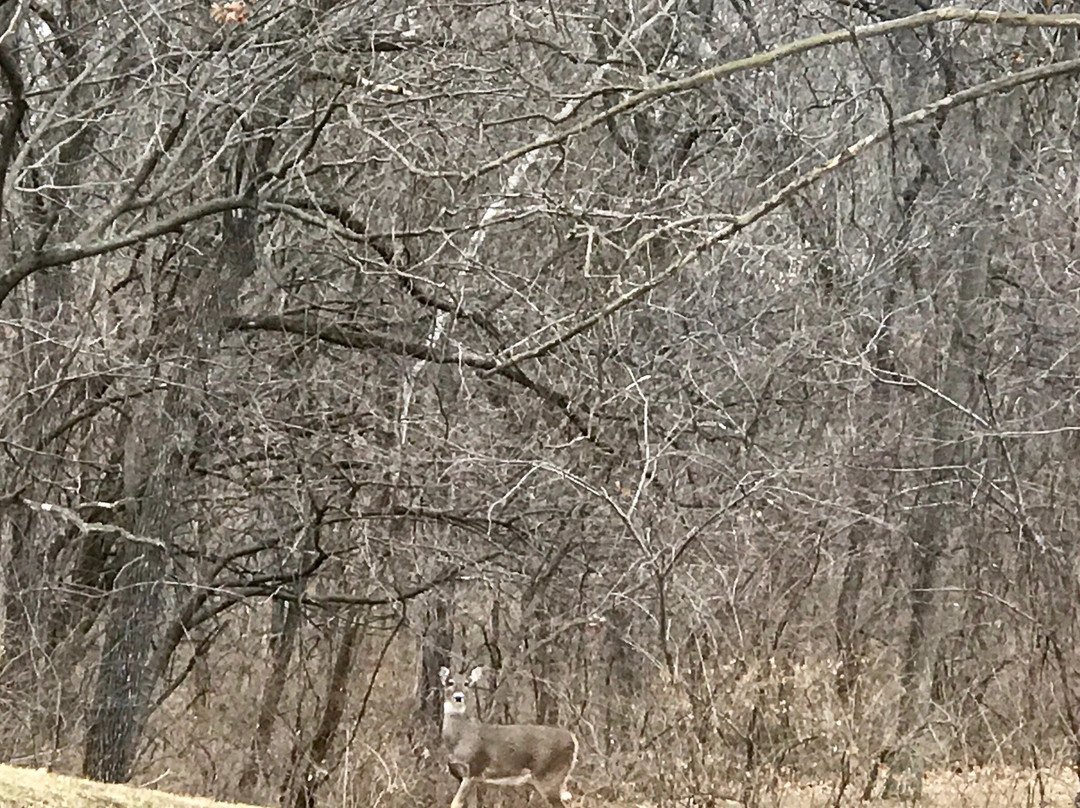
225,313 -> 605,446
466,7 -> 1080,181
0,23 -> 26,213
0,194 -> 254,306
487,55 -> 1080,373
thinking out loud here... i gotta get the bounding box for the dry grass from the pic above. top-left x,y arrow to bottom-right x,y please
0,763 -> 1072,808
747,766 -> 1076,807
0,764 -> 268,808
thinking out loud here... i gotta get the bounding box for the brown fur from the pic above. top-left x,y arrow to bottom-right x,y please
440,668 -> 578,808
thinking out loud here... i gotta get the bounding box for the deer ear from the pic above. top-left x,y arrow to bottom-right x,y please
439,666 -> 450,685
468,666 -> 484,685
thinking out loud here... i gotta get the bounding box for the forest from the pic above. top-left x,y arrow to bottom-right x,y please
2,1 -> 1080,807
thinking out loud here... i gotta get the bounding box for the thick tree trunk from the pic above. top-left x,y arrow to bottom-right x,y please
82,539 -> 164,782
83,438 -> 172,783
834,509 -> 870,701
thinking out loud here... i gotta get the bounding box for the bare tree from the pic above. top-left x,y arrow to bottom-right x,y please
2,2 -> 1080,805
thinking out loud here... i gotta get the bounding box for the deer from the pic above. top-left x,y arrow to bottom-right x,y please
439,666 -> 579,808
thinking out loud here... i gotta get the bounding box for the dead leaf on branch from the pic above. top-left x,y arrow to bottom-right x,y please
210,1 -> 250,24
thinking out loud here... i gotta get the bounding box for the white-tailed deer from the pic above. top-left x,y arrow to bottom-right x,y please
440,667 -> 578,808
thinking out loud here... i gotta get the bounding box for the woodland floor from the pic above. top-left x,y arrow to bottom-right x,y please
0,764 -> 265,808
0,763 -> 1074,808
736,765 -> 1075,807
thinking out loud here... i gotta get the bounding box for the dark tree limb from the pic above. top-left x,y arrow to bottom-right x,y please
226,313 -> 604,446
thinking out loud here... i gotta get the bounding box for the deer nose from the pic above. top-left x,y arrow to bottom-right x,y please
454,693 -> 464,703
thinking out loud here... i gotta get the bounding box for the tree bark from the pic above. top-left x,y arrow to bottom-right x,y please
835,509 -> 871,702
82,440 -> 169,782
420,595 -> 453,728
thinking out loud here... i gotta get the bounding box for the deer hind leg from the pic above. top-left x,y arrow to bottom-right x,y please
531,772 -> 572,807
450,777 -> 474,808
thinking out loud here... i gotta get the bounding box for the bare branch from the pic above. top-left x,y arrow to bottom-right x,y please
226,314 -> 604,444
487,55 -> 1080,372
467,7 -> 1080,181
20,498 -> 166,549
85,109 -> 190,240
0,195 -> 253,305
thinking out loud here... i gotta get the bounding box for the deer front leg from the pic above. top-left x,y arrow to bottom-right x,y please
450,777 -> 474,808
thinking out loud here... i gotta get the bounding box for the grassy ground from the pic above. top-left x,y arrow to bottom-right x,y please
0,764 -> 266,808
752,766 -> 1076,807
0,763 -> 1073,808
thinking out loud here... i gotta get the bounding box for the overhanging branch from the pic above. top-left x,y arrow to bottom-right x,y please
226,314 -> 604,445
487,55 -> 1080,373
467,7 -> 1080,181
0,195 -> 253,307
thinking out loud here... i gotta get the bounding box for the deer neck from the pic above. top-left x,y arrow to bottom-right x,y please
442,705 -> 476,742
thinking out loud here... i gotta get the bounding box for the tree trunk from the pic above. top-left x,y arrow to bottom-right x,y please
287,615 -> 362,808
238,595 -> 302,799
82,470 -> 169,782
420,595 -> 453,728
887,227 -> 990,799
834,509 -> 870,702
